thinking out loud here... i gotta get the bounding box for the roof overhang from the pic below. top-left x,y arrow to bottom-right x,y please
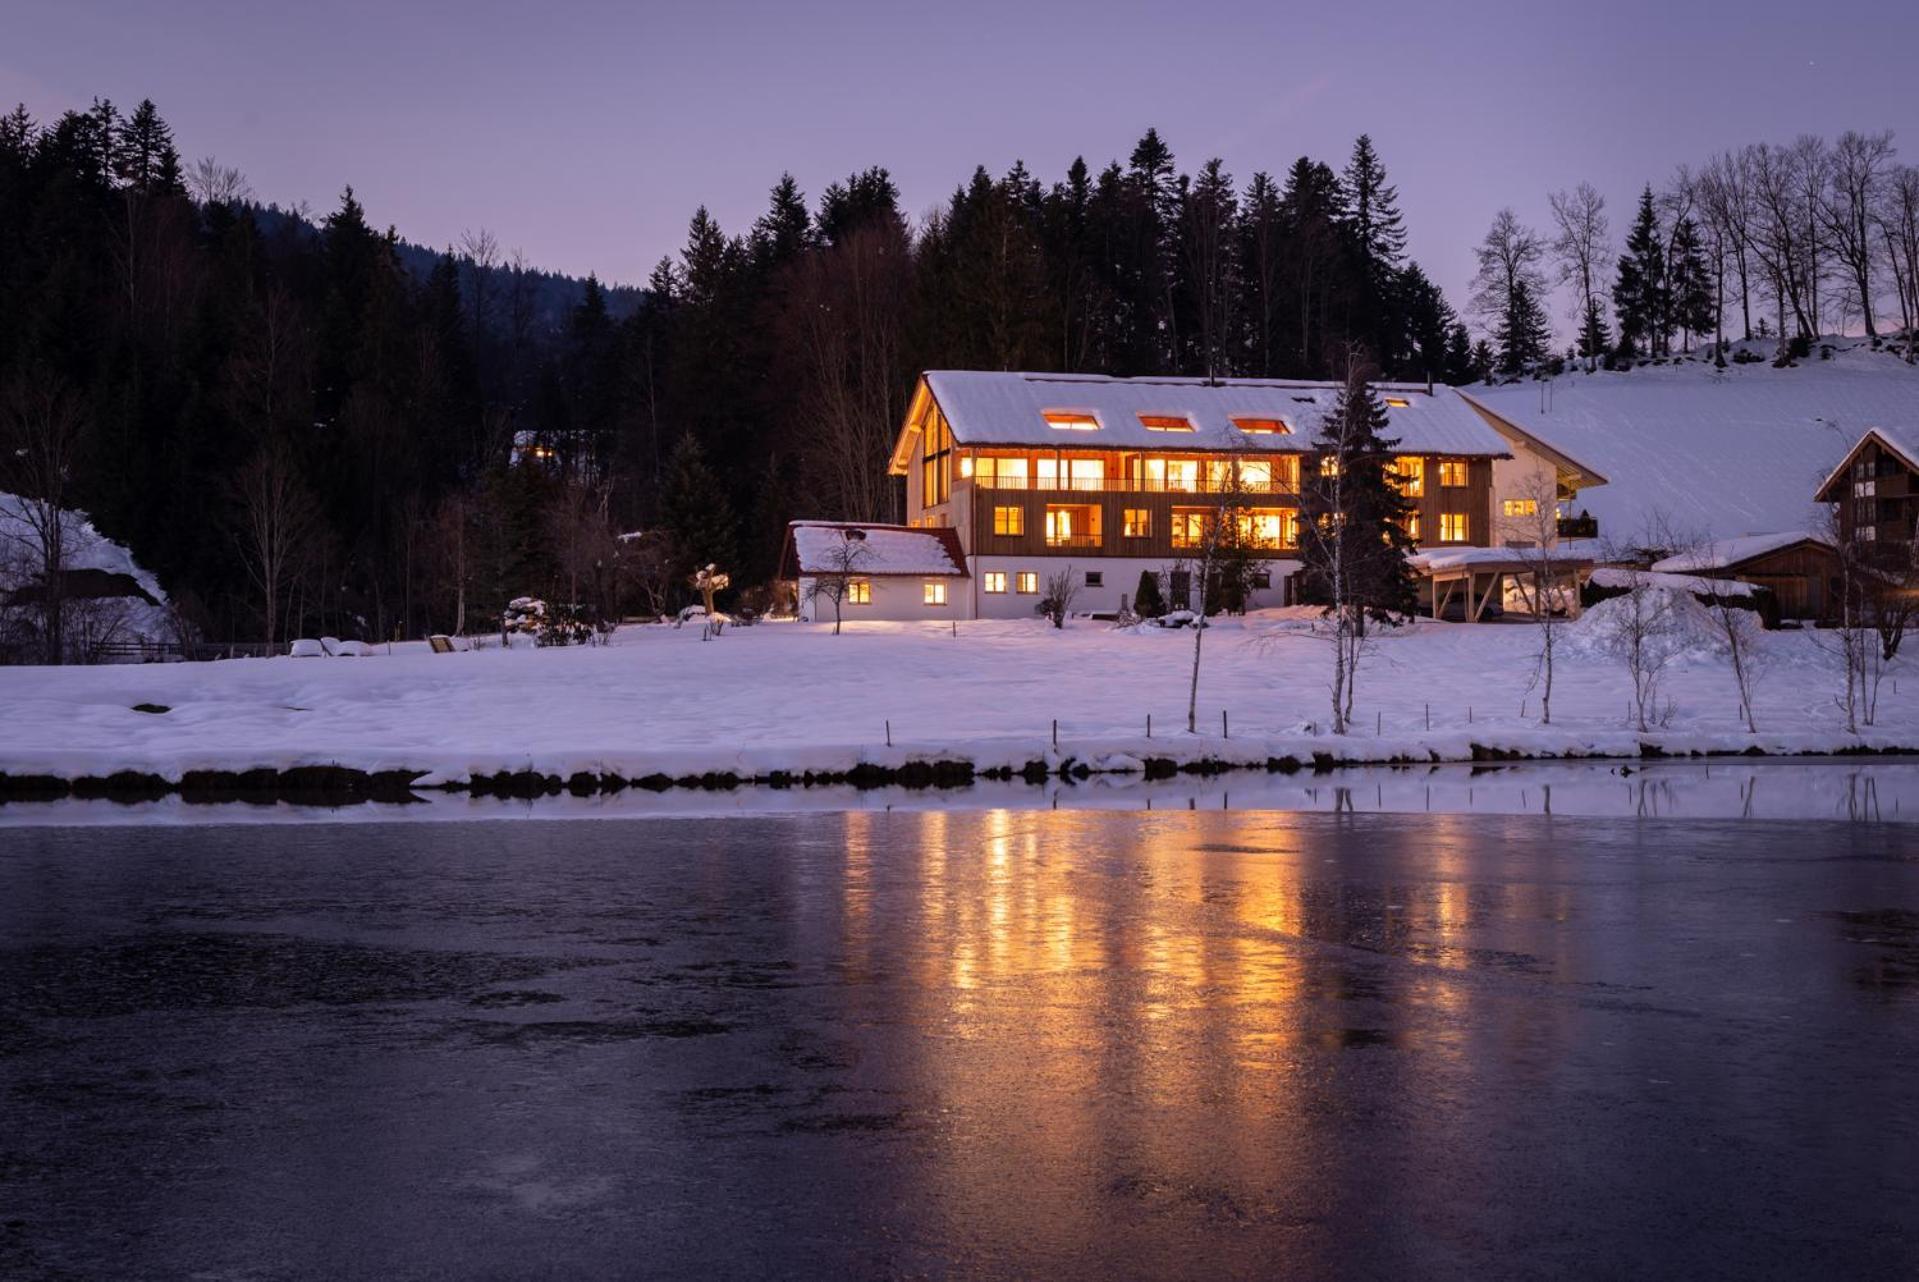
1814,427 -> 1919,502
1458,392 -> 1611,490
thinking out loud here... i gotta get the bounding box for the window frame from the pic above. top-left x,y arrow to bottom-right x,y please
922,580 -> 949,606
1015,571 -> 1038,595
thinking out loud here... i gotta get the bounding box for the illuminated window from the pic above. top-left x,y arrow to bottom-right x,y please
1043,411 -> 1099,432
958,455 -> 974,478
1319,455 -> 1340,477
1393,456 -> 1425,496
1171,509 -> 1210,549
1439,460 -> 1468,487
1236,510 -> 1287,549
983,571 -> 1007,593
1138,413 -> 1195,432
1440,513 -> 1468,542
923,580 -> 948,606
1067,458 -> 1104,491
921,412 -> 953,507
1283,511 -> 1300,547
1134,457 -> 1199,492
1383,396 -> 1411,408
1044,505 -> 1100,547
1274,455 -> 1302,489
1404,513 -> 1421,541
976,456 -> 1029,490
992,505 -> 1025,536
1502,498 -> 1540,517
1123,508 -> 1152,538
848,579 -> 871,604
1232,416 -> 1290,435
1016,571 -> 1038,594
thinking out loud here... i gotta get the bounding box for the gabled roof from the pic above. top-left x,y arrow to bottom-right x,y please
892,371 -> 1515,472
1650,531 -> 1833,573
1813,427 -> 1919,502
782,521 -> 969,578
1458,392 -> 1609,488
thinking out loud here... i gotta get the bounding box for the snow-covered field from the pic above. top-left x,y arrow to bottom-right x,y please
3,611 -> 1914,786
1471,340 -> 1919,541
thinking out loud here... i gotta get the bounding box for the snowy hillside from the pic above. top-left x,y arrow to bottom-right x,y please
1469,341 -> 1919,545
0,493 -> 174,653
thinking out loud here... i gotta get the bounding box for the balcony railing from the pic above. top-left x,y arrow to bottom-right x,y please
972,476 -> 1303,495
1044,534 -> 1104,550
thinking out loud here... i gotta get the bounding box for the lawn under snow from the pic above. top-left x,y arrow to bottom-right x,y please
3,610 -> 1915,785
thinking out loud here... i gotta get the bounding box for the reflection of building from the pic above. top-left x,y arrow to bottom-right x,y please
785,370 -> 1604,621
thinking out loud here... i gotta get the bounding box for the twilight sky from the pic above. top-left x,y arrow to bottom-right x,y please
8,0 -> 1917,329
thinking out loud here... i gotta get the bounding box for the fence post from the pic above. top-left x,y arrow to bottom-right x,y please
1147,712 -> 1152,739
1425,702 -> 1430,731
1052,718 -> 1058,748
1222,709 -> 1229,739
885,719 -> 892,747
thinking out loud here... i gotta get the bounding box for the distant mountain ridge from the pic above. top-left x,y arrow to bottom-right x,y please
247,203 -> 645,333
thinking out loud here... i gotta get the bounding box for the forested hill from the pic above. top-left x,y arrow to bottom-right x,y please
0,96 -> 1478,647
245,203 -> 645,330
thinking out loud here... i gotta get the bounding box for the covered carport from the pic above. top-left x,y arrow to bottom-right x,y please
1411,547 -> 1594,623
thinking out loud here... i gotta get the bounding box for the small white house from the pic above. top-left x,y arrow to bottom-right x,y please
781,521 -> 973,622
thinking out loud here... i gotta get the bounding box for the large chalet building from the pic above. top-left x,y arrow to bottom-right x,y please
784,370 -> 1606,622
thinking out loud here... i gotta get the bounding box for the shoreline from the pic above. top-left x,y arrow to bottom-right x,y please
5,731 -> 1917,807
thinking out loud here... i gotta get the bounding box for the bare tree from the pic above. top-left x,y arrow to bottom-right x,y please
0,373 -> 90,664
781,219 -> 913,524
1818,131 -> 1894,338
1469,208 -> 1549,337
1700,150 -> 1759,342
546,479 -> 617,622
802,527 -> 877,634
1039,565 -> 1081,631
1877,165 -> 1919,358
1500,475 -> 1577,724
186,156 -> 251,207
458,228 -> 501,341
1669,536 -> 1771,734
232,444 -> 323,650
1549,183 -> 1611,370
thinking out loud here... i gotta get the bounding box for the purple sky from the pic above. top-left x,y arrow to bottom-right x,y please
9,0 -> 1917,330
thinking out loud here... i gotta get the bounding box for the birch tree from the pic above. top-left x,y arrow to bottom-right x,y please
1549,183 -> 1611,371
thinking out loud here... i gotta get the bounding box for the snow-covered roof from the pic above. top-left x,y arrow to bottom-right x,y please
1410,546 -> 1595,573
1813,426 -> 1919,501
786,521 -> 968,577
1468,344 -> 1919,542
1590,566 -> 1756,597
911,371 -> 1514,460
1650,531 -> 1831,574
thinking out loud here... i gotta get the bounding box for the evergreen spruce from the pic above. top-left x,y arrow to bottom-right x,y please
1613,186 -> 1668,358
1133,568 -> 1166,618
1668,217 -> 1716,354
1300,367 -> 1419,624
661,435 -> 739,584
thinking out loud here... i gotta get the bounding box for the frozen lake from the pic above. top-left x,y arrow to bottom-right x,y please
2,789 -> 1916,1276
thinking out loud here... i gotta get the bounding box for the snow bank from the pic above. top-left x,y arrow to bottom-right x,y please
1562,587 -> 1732,662
0,614 -> 1909,788
0,491 -> 175,653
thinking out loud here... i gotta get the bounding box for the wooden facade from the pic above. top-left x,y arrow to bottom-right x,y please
1722,540 -> 1843,620
1817,434 -> 1919,556
926,445 -> 1494,562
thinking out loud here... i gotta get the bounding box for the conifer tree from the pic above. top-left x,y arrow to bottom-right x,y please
1667,216 -> 1716,354
1342,134 -> 1408,371
1613,186 -> 1669,357
661,435 -> 738,586
1497,277 -> 1552,374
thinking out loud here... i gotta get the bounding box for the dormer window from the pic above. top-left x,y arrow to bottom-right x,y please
1138,413 -> 1195,433
1043,411 -> 1100,432
1231,416 -> 1291,435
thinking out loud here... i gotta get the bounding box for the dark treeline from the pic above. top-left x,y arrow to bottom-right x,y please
1,99 -> 1480,647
